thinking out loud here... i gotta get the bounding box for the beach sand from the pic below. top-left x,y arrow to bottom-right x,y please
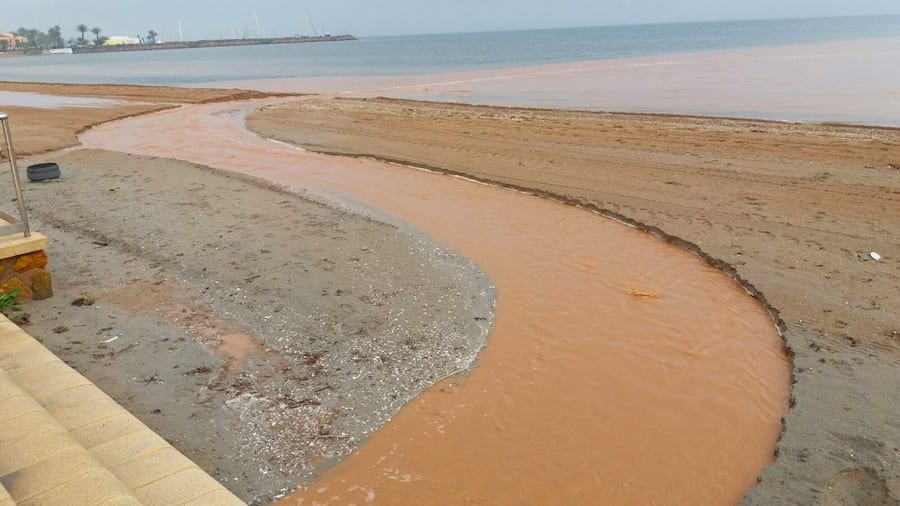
246,97 -> 900,505
0,81 -> 897,504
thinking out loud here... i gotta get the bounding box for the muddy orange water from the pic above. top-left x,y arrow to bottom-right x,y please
80,99 -> 791,505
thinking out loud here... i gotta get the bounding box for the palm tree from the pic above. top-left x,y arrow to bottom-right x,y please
47,25 -> 63,48
90,27 -> 102,45
147,30 -> 158,44
76,24 -> 88,45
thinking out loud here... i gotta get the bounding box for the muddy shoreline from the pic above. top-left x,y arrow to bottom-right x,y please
0,81 -> 293,156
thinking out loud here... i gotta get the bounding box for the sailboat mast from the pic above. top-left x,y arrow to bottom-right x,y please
306,11 -> 319,37
253,9 -> 265,38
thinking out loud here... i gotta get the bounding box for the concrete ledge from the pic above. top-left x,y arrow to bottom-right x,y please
0,483 -> 14,506
0,315 -> 245,505
0,232 -> 48,261
0,369 -> 140,506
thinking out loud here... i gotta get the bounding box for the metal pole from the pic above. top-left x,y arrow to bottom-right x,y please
0,113 -> 31,237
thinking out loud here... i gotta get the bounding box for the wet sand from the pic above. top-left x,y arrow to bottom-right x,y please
0,81 -> 284,155
246,98 -> 900,505
78,100 -> 790,504
12,148 -> 491,503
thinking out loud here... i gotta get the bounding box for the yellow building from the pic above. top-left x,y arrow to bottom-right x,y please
103,36 -> 141,46
0,32 -> 28,50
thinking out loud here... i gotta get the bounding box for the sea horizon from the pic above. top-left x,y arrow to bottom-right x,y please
2,14 -> 899,126
1,14 -> 898,85
366,12 -> 899,41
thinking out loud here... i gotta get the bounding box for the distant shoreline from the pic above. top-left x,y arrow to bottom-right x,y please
72,34 -> 356,54
0,34 -> 357,58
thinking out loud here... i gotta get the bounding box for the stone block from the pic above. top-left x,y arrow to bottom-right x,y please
71,413 -> 147,450
29,268 -> 52,300
91,430 -> 171,468
111,448 -> 195,490
0,484 -> 13,506
11,465 -> 137,506
0,395 -> 43,424
0,426 -> 79,476
0,277 -> 31,300
7,360 -> 92,399
183,489 -> 247,505
133,468 -> 224,506
13,251 -> 48,273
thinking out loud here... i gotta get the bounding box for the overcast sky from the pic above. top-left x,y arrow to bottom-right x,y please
4,0 -> 899,40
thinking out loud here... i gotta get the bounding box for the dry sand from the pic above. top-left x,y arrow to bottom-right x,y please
246,97 -> 900,505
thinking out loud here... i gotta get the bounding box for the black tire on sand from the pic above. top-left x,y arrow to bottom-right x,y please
26,162 -> 61,182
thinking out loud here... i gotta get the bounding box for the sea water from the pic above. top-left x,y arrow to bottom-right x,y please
0,15 -> 897,85
2,15 -> 899,125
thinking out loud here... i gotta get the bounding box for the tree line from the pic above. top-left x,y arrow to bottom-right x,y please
4,25 -> 159,51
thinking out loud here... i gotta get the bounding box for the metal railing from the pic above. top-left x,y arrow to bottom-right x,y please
0,112 -> 31,238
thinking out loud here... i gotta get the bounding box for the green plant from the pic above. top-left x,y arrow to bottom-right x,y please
0,287 -> 20,309
0,288 -> 26,323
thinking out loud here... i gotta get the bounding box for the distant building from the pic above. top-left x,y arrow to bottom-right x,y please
103,36 -> 141,46
0,32 -> 28,51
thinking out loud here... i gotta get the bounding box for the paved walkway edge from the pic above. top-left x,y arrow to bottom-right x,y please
0,315 -> 245,506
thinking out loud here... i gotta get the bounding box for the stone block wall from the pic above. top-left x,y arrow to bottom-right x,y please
0,250 -> 52,300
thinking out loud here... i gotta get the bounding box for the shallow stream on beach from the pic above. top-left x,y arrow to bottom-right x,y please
80,99 -> 792,504
0,90 -> 126,109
